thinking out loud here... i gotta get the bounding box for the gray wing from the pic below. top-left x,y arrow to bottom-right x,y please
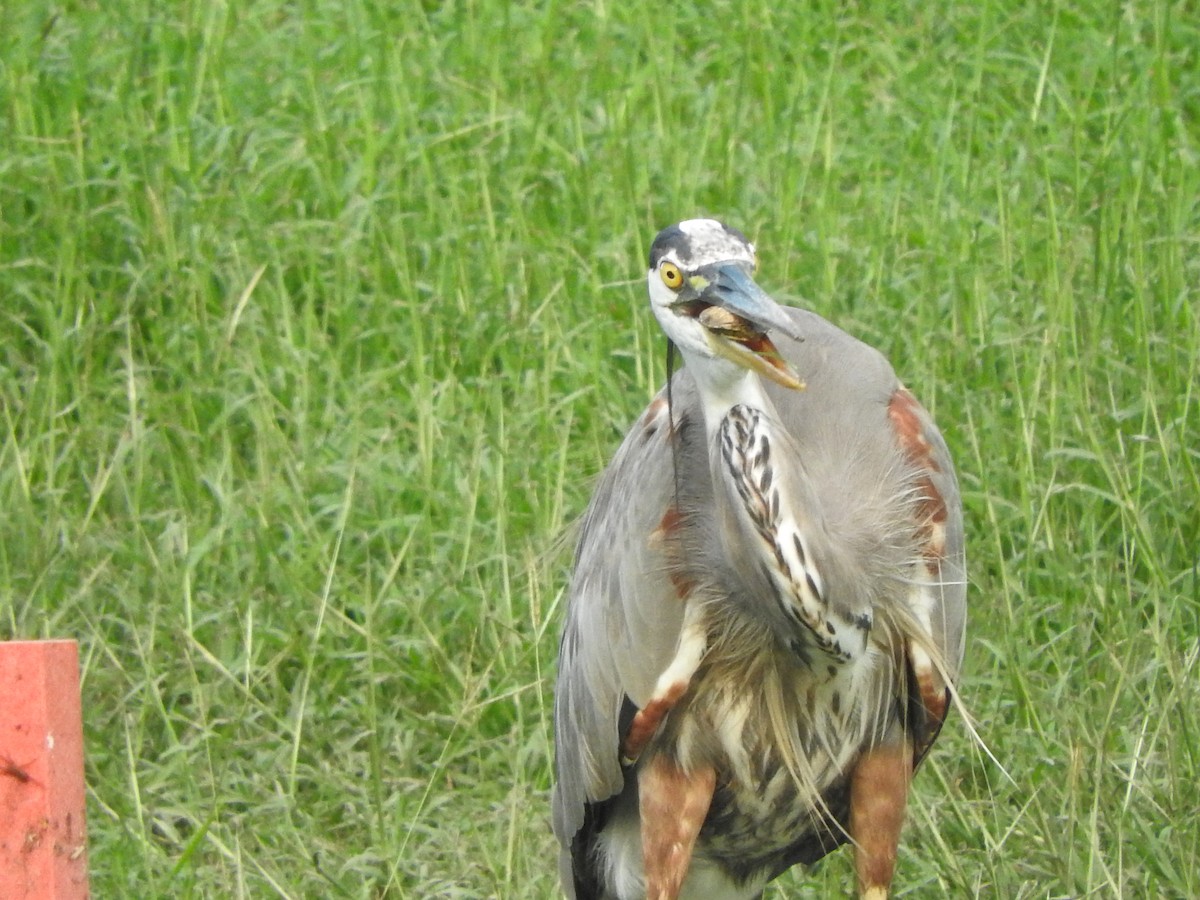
762,308 -> 966,684
552,384 -> 704,874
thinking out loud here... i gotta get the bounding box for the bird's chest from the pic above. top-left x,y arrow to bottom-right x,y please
663,640 -> 894,877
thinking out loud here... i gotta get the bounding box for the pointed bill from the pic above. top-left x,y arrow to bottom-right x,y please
684,264 -> 805,390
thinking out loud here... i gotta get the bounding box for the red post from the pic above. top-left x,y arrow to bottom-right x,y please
0,640 -> 90,899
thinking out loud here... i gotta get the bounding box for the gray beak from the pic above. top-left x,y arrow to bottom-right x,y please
697,265 -> 803,342
677,263 -> 805,390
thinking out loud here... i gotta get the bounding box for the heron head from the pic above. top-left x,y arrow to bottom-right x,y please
647,219 -> 804,390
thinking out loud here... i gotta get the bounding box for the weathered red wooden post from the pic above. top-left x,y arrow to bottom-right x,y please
0,640 -> 90,898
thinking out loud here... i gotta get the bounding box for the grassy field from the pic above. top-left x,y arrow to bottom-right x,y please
2,0 -> 1197,897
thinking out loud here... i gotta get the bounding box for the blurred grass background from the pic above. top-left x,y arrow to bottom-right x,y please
2,0 -> 1197,896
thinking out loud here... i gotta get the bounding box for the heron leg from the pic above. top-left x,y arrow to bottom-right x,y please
849,739 -> 912,899
639,754 -> 716,900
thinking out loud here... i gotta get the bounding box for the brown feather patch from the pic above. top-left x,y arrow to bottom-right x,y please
651,505 -> 684,543
640,756 -> 716,900
913,661 -> 949,729
887,388 -> 941,471
888,388 -> 950,560
650,505 -> 697,599
907,640 -> 950,767
621,681 -> 688,763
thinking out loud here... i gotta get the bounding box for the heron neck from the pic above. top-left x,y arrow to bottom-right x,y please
691,365 -> 777,437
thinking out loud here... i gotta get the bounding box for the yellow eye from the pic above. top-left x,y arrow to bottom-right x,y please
659,262 -> 684,290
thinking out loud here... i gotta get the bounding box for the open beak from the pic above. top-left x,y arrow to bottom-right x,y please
677,264 -> 805,390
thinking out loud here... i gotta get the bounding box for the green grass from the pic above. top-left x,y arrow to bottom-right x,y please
2,0 -> 1197,896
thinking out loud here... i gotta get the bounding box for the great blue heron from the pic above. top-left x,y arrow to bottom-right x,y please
552,220 -> 966,899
